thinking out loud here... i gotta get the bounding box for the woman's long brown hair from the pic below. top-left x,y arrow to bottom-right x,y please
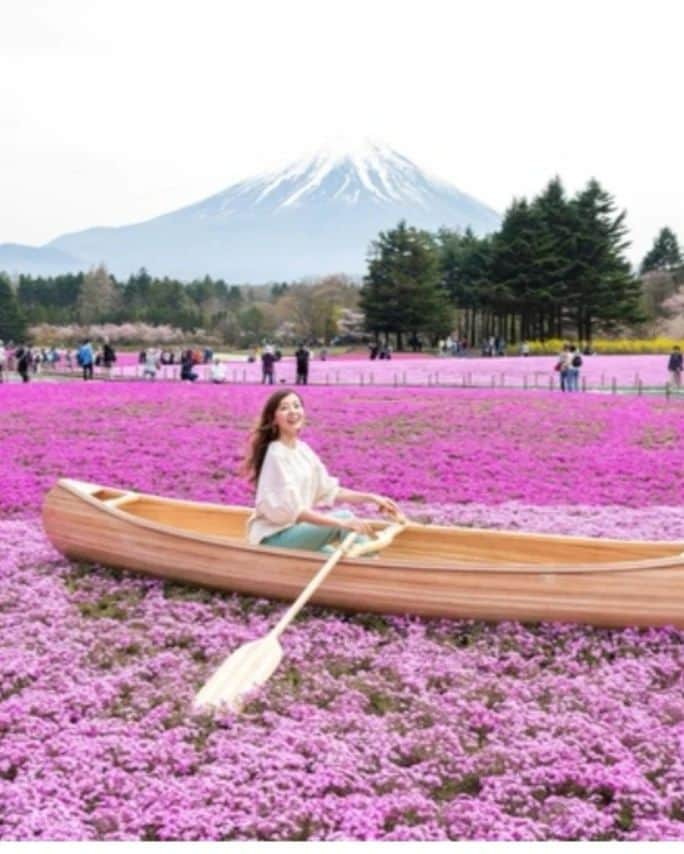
243,389 -> 303,486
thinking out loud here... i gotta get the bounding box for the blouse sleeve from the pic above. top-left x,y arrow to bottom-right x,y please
311,450 -> 340,507
255,449 -> 306,526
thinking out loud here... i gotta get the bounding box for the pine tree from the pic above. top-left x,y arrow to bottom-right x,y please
0,276 -> 27,342
361,221 -> 449,348
568,180 -> 643,342
531,177 -> 578,339
490,198 -> 546,342
640,227 -> 682,274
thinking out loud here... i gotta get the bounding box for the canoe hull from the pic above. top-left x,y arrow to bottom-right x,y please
42,480 -> 684,628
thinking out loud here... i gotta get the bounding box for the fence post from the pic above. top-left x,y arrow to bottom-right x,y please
491,374 -> 496,388
360,372 -> 364,386
666,383 -> 671,401
611,377 -> 617,395
549,375 -> 554,391
500,372 -> 505,387
402,372 -> 407,386
523,374 -> 528,390
242,369 -> 246,383
582,376 -> 587,393
335,370 -> 340,384
637,378 -> 643,396
393,373 -> 398,387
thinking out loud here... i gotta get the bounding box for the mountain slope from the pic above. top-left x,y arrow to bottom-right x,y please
3,141 -> 501,282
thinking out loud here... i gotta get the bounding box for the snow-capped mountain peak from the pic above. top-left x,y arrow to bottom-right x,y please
232,139 -> 441,212
20,139 -> 501,281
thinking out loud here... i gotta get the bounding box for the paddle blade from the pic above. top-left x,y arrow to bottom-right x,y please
193,635 -> 283,712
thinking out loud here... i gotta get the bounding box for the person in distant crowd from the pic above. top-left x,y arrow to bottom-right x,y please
31,347 -> 41,374
203,347 -> 213,364
77,339 -> 94,380
138,349 -> 146,364
244,388 -> 401,553
180,349 -> 199,382
0,340 -> 6,383
408,333 -> 422,353
143,347 -> 159,380
520,340 -> 530,357
15,344 -> 31,383
555,344 -> 572,392
668,345 -> 683,389
294,344 -> 310,385
368,342 -> 379,360
102,340 -> 116,379
567,345 -> 582,392
261,345 -> 276,384
210,357 -> 226,383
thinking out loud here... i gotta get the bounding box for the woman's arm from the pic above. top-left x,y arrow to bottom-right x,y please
334,488 -> 402,519
296,507 -> 374,536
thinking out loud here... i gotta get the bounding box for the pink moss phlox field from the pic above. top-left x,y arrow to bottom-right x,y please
0,383 -> 683,515
1,382 -> 684,841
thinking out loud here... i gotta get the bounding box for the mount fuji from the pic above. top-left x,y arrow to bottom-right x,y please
0,141 -> 501,282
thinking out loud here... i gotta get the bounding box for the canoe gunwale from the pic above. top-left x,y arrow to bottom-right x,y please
46,479 -> 684,578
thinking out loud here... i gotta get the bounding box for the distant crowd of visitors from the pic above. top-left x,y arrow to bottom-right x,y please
0,339 -> 681,391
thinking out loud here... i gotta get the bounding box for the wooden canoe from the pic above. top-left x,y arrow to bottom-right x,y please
42,478 -> 684,629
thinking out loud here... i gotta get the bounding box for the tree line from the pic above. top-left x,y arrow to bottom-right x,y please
361,177 -> 663,348
1,175 -> 681,348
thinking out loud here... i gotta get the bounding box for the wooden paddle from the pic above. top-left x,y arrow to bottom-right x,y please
193,531 -> 358,712
193,519 -> 408,712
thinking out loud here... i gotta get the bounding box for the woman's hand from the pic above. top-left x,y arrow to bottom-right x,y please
368,493 -> 403,520
342,517 -> 376,538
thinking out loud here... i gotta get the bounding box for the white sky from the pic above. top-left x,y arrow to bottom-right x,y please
1,0 -> 682,265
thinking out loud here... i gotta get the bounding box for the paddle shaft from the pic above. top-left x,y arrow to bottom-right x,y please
270,532 -> 357,640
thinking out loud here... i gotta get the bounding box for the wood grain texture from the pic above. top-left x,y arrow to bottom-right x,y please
42,478 -> 684,628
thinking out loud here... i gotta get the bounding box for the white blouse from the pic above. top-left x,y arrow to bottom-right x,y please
247,439 -> 340,544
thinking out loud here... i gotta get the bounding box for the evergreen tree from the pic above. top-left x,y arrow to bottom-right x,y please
490,198 -> 545,342
438,228 -> 493,343
360,221 -> 449,348
640,227 -> 682,273
0,276 -> 27,342
531,177 -> 578,339
568,179 -> 643,341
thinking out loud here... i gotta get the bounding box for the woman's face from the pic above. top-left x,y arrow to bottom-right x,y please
273,393 -> 305,439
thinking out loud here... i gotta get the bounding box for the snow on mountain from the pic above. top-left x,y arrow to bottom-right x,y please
2,141 -> 501,281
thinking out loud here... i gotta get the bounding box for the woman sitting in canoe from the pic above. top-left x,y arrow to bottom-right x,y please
245,389 -> 401,551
